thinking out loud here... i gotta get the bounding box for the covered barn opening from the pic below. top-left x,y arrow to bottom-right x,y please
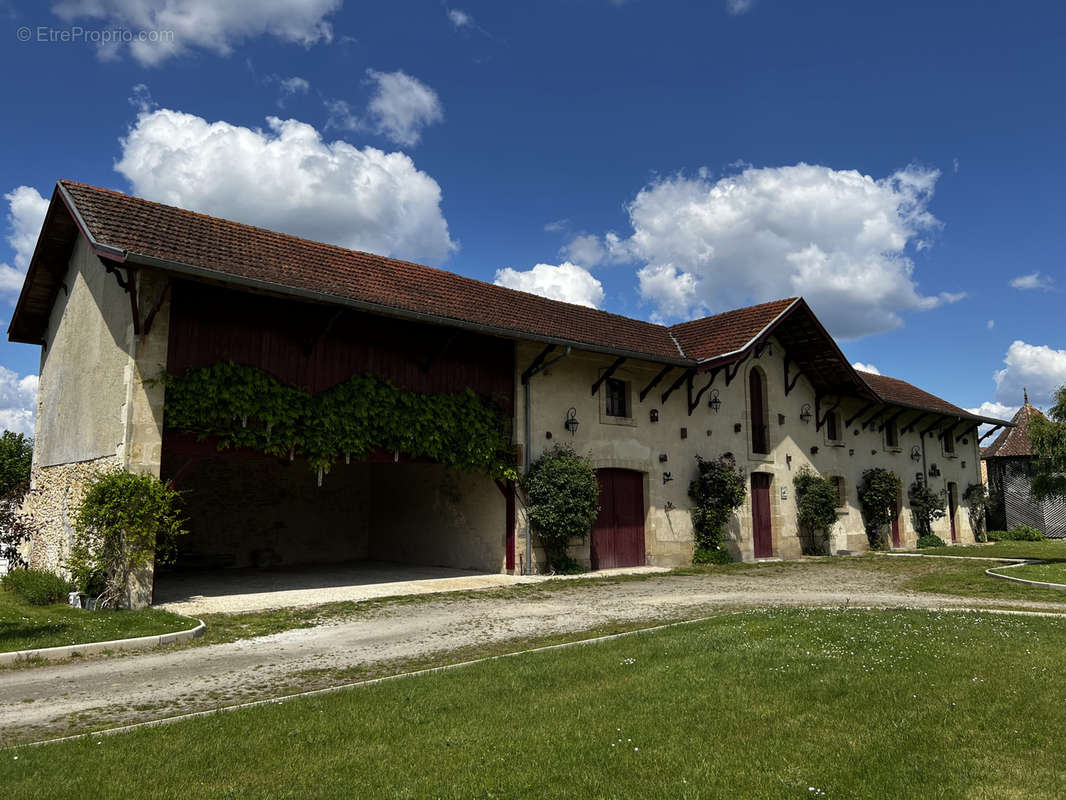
152,281 -> 516,602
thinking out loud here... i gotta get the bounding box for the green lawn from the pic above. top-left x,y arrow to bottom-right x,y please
0,588 -> 196,654
916,539 -> 1066,560
997,561 -> 1066,586
4,608 -> 1065,799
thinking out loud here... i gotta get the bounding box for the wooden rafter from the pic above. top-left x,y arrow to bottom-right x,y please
590,357 -> 627,397
921,417 -> 945,436
639,365 -> 673,403
783,356 -> 803,397
877,408 -> 906,432
815,394 -> 842,432
860,405 -> 884,431
845,402 -> 877,428
688,369 -> 719,415
724,351 -> 751,386
902,412 -> 933,434
140,279 -> 172,339
979,424 -> 1003,444
521,344 -> 556,385
661,368 -> 695,405
956,423 -> 979,442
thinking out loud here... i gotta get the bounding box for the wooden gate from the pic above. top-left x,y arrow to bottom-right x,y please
591,469 -> 646,570
751,473 -> 773,558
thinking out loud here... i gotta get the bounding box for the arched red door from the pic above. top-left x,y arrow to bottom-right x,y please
591,469 -> 646,570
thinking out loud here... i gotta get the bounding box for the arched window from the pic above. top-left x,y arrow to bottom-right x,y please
749,368 -> 769,454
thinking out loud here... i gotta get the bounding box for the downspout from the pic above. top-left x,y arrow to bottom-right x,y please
522,346 -> 572,575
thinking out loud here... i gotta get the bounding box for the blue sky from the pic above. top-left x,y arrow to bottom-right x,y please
0,0 -> 1063,434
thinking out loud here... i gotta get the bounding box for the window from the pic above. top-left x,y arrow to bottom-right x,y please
749,368 -> 769,454
825,411 -> 840,442
604,378 -> 629,418
943,430 -> 955,456
884,419 -> 900,449
830,476 -> 847,508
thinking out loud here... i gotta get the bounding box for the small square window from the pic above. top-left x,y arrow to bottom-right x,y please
604,378 -> 629,418
884,419 -> 899,449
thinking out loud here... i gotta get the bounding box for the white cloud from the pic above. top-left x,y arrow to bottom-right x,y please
726,0 -> 754,14
544,219 -> 569,233
1010,271 -> 1055,291
0,367 -> 38,436
52,0 -> 341,65
447,8 -> 472,28
562,234 -> 606,267
0,186 -> 49,297
852,362 -> 880,375
987,319 -> 994,330
116,108 -> 456,264
364,70 -> 443,147
129,83 -> 156,113
493,262 -> 604,309
594,163 -> 953,339
279,76 -> 310,95
992,340 -> 1066,409
967,401 -> 1017,423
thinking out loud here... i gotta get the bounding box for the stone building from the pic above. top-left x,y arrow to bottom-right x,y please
8,181 -> 1012,606
982,394 -> 1066,537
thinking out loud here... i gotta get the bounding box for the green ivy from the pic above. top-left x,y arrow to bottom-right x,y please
908,480 -> 946,540
858,468 -> 902,550
688,456 -> 745,563
163,363 -> 516,480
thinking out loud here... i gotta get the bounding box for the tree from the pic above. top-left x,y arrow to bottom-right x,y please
0,431 -> 34,568
792,468 -> 838,555
1030,385 -> 1066,502
522,445 -> 600,573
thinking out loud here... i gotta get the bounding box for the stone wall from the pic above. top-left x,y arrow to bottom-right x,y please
20,456 -> 121,574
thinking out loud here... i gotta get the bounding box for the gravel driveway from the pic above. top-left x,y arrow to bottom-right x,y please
2,560 -> 1062,744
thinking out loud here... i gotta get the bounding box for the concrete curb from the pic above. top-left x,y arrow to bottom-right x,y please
985,561 -> 1066,590
0,618 -> 205,666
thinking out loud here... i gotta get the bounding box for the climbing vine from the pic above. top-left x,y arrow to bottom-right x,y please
857,468 -> 902,550
688,455 -> 746,563
163,362 -> 516,481
792,468 -> 839,555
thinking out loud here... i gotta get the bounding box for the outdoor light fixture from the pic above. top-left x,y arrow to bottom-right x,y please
708,389 -> 722,413
799,404 -> 812,424
649,408 -> 660,423
563,407 -> 579,437
910,445 -> 921,462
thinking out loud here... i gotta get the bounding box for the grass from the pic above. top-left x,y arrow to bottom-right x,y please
0,588 -> 196,654
916,539 -> 1066,560
4,608 -> 1065,799
996,561 -> 1066,585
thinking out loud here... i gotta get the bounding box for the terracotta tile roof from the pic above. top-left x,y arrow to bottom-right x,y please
856,371 -> 974,418
668,298 -> 798,362
982,403 -> 1043,459
58,181 -> 686,362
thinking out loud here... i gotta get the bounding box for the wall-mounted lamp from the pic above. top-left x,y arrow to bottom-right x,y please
800,404 -> 812,424
649,408 -> 660,423
563,407 -> 579,437
910,445 -> 921,462
786,453 -> 792,469
708,389 -> 721,414
662,472 -> 673,484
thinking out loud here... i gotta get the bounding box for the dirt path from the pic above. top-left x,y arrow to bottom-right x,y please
3,562 -> 1063,744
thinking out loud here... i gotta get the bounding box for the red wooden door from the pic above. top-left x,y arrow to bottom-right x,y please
591,469 -> 646,570
948,482 -> 958,542
751,473 -> 773,558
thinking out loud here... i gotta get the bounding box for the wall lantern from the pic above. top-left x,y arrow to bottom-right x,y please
649,408 -> 660,423
708,389 -> 722,413
799,404 -> 812,424
910,445 -> 921,462
563,407 -> 579,437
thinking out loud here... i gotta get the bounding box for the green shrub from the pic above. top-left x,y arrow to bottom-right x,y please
963,483 -> 989,542
909,481 -> 946,539
692,547 -> 733,565
523,445 -> 599,573
916,534 -> 947,549
69,470 -> 187,609
988,525 -> 1045,542
689,456 -> 746,564
793,468 -> 839,555
858,468 -> 902,551
1,568 -> 74,606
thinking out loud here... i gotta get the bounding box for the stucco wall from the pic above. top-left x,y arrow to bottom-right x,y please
33,237 -> 131,468
515,340 -> 983,571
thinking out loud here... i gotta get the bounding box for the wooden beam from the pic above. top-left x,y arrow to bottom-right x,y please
590,357 -> 628,397
784,356 -> 803,397
521,344 -> 556,385
724,351 -> 751,386
816,394 -> 842,432
877,408 -> 907,432
688,370 -> 719,415
639,365 -> 673,403
979,424 -> 1003,444
902,412 -> 932,434
921,417 -> 945,436
127,268 -> 140,336
140,279 -> 172,339
845,402 -> 877,428
956,423 -> 979,442
860,405 -> 884,431
661,368 -> 695,405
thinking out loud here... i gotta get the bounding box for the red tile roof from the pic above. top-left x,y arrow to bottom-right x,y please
982,403 -> 1043,458
669,298 -> 797,362
9,180 -> 1014,428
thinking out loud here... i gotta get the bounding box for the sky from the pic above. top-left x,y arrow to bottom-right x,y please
0,0 -> 1063,436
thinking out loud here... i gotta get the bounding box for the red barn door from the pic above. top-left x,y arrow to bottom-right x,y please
751,473 -> 773,558
591,469 -> 646,570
